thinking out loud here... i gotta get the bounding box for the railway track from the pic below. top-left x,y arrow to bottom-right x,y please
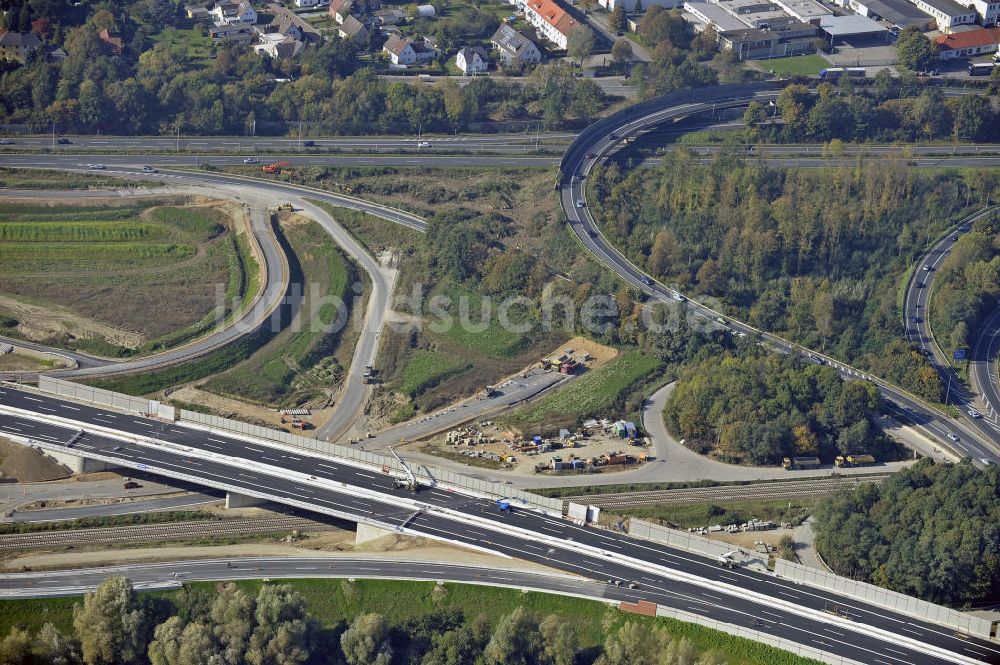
564,474 -> 891,509
0,516 -> 330,551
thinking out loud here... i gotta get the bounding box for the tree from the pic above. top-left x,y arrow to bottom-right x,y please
246,585 -> 310,665
73,577 -> 147,665
567,25 -> 595,65
609,5 -> 626,33
480,608 -> 542,665
611,38 -> 633,64
539,614 -> 577,665
34,623 -> 79,665
0,627 -> 31,665
951,94 -> 994,142
895,26 -> 936,71
637,6 -> 691,47
340,613 -> 393,665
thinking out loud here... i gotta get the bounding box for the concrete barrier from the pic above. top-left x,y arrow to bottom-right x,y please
627,519 -> 769,571
773,559 -> 993,639
32,377 -> 563,514
654,606 -> 865,665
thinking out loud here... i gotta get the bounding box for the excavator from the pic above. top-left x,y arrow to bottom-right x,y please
262,161 -> 291,175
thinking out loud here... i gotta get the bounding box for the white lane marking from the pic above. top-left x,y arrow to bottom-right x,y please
207,438 -> 228,444
23,397 -> 41,402
261,456 -> 282,463
354,472 -> 377,479
62,405 -> 80,411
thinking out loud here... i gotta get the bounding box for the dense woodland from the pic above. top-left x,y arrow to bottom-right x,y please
0,577 -> 735,665
0,0 -> 608,133
591,155 -> 1000,401
930,212 -> 1000,357
749,80 -> 1000,144
814,460 -> 1000,606
663,346 -> 889,465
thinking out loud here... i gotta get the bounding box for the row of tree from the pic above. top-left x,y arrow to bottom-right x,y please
930,213 -> 1000,357
749,81 -> 1000,144
813,459 -> 1000,605
590,152 -> 1000,400
663,345 -> 890,465
0,577 -> 734,665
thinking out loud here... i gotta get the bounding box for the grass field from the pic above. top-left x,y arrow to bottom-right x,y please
505,351 -> 663,433
203,217 -> 358,406
0,167 -> 131,189
150,25 -> 214,65
615,497 -> 819,529
399,349 -> 470,396
0,200 -> 255,356
0,579 -> 819,665
759,54 -> 830,77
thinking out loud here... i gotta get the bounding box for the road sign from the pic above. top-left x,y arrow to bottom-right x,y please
954,349 -> 967,360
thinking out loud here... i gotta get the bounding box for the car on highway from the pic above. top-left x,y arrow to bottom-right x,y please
915,282 -> 924,288
672,293 -> 686,302
587,229 -> 597,238
641,276 -> 652,286
57,137 -> 72,144
0,138 -> 12,145
951,235 -> 959,241
303,140 -> 315,147
922,265 -> 931,271
87,163 -> 105,170
576,200 -> 585,208
608,133 -> 618,140
418,141 -> 431,148
968,408 -> 982,418
243,157 -> 258,164
981,458 -> 993,466
947,433 -> 960,442
911,316 -> 922,324
586,153 -> 595,159
141,165 -> 156,173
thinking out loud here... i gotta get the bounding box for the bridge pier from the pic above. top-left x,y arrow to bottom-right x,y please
355,522 -> 397,545
42,449 -> 109,474
225,492 -> 267,509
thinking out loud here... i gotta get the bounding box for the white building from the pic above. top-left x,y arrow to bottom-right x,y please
210,0 -> 257,25
524,0 -> 578,49
456,46 -> 489,72
964,0 -> 1000,25
295,0 -> 329,7
598,0 -> 681,10
905,0 -> 977,29
491,24 -> 542,64
383,34 -> 438,64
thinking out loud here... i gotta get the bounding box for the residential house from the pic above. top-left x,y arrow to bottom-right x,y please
338,14 -> 369,40
255,33 -> 305,58
0,30 -> 42,63
383,33 -> 438,64
211,0 -> 257,25
261,6 -> 323,44
491,23 -> 541,64
185,4 -> 211,19
934,25 -> 1000,57
374,8 -> 407,24
456,45 -> 489,72
295,0 -> 329,7
523,0 -> 578,49
329,0 -> 380,22
210,21 -> 257,43
99,28 -> 124,55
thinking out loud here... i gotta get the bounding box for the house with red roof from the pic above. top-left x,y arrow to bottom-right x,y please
934,26 -> 1000,58
524,0 -> 578,49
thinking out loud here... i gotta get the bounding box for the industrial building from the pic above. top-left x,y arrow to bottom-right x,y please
906,0 -> 977,29
846,0 -> 934,30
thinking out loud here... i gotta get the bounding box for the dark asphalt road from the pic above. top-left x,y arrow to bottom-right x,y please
0,387 -> 996,664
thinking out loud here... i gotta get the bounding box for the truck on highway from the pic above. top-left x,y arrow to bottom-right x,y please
783,456 -> 821,470
834,453 -> 875,468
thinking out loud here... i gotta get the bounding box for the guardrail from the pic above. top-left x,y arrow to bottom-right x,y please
773,559 -> 993,640
32,377 -> 563,514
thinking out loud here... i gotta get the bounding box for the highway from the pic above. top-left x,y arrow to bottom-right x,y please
0,557 -> 602,600
973,307 -> 1000,425
558,83 -> 1000,468
0,386 -> 996,665
903,207 -> 1000,453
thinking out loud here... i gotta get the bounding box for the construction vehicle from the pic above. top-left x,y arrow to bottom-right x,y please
476,385 -> 497,399
276,202 -> 295,212
389,443 -> 419,492
262,161 -> 291,175
718,551 -> 739,569
782,456 -> 821,470
834,453 -> 875,468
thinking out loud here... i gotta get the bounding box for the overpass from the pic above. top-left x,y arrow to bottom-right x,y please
0,381 -> 997,665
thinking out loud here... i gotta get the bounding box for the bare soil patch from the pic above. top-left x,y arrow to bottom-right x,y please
0,438 -> 71,483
